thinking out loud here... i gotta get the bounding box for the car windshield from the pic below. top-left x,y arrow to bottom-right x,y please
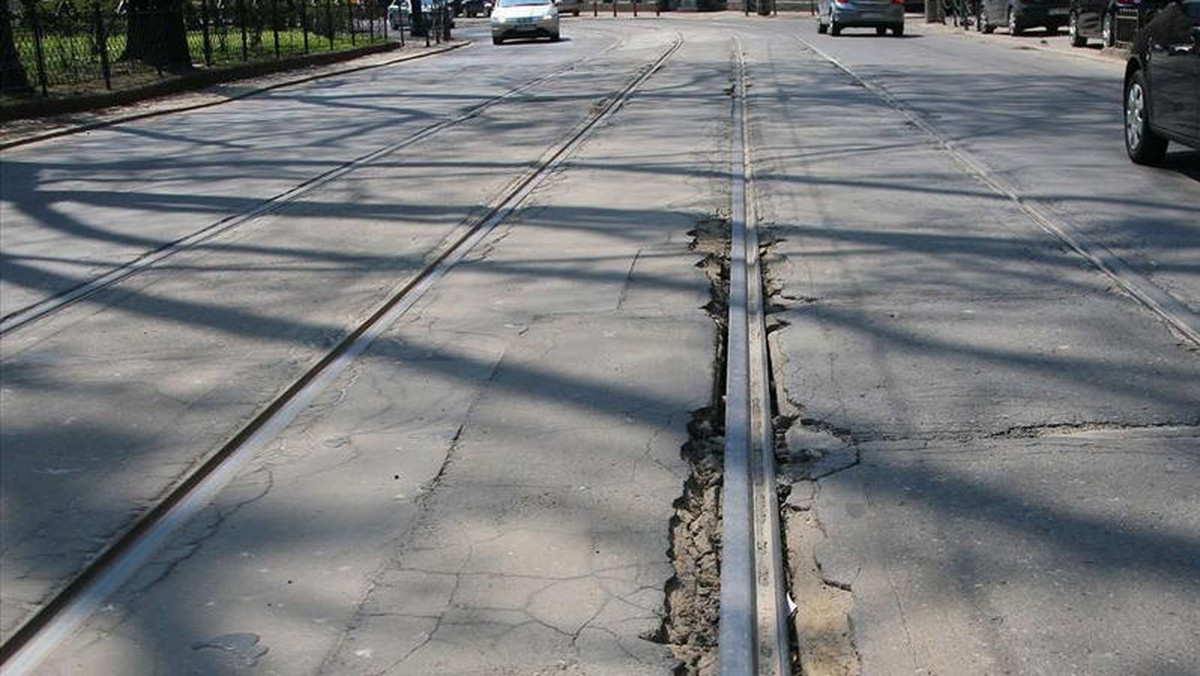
497,0 -> 550,6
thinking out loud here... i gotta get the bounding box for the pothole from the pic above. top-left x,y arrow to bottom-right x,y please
761,227 -> 861,676
647,216 -> 730,676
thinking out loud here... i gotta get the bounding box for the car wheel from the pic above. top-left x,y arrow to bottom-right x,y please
550,31 -> 561,41
1008,6 -> 1023,34
876,26 -> 887,35
1102,11 -> 1115,46
831,21 -> 842,35
976,4 -> 985,31
1068,11 -> 1087,46
573,8 -> 580,14
1125,70 -> 1168,165
893,23 -> 904,35
1045,23 -> 1057,34
493,36 -> 503,44
818,19 -> 828,33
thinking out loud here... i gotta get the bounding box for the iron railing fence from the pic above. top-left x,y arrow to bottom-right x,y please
2,0 -> 388,96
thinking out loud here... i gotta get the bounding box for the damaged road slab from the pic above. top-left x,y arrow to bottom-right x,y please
24,27 -> 732,676
814,428 -> 1200,675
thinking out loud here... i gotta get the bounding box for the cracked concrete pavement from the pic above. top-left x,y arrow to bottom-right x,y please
0,20 -> 682,645
3,12 -> 1199,676
20,24 -> 736,675
740,18 -> 1200,676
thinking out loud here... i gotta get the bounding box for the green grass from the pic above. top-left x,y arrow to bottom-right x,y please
7,20 -> 386,92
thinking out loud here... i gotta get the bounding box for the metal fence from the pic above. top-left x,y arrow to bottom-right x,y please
2,0 -> 388,96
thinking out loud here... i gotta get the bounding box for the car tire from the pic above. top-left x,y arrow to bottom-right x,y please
1008,6 -> 1023,34
493,36 -> 503,44
893,23 -> 904,35
1045,23 -> 1057,34
1102,11 -> 1115,46
551,31 -> 561,41
1125,70 -> 1168,165
573,9 -> 580,14
831,21 -> 842,35
818,19 -> 828,33
1068,11 -> 1087,46
876,26 -> 887,35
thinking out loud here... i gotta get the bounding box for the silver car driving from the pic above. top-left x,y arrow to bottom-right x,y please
491,0 -> 561,43
817,0 -> 906,36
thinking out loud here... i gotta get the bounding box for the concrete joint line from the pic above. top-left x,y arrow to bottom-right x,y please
794,34 -> 1200,349
0,35 -> 683,676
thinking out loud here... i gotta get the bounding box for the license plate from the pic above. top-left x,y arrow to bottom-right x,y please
862,12 -> 884,19
516,16 -> 537,23
1049,8 -> 1067,15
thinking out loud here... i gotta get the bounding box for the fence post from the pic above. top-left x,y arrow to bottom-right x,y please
301,0 -> 309,51
347,0 -> 354,44
326,0 -> 333,48
632,0 -> 636,15
592,0 -> 596,15
28,0 -> 49,95
269,0 -> 279,56
199,0 -> 213,64
237,0 -> 248,59
611,0 -> 615,17
368,0 -> 374,39
92,1 -> 112,88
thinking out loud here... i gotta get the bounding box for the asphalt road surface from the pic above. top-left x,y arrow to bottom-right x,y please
0,12 -> 1197,676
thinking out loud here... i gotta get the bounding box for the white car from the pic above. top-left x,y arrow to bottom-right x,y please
491,0 -> 560,44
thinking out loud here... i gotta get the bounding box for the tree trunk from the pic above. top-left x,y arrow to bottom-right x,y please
125,0 -> 192,69
1,1 -> 32,93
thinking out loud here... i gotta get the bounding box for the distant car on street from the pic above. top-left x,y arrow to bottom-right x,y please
1123,0 -> 1200,163
817,0 -> 906,36
1069,0 -> 1153,46
463,0 -> 495,15
554,0 -> 584,14
388,0 -> 410,28
978,0 -> 1069,33
491,0 -> 561,43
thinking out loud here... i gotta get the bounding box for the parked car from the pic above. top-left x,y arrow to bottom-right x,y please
817,0 -> 906,36
554,0 -> 584,14
1123,0 -> 1200,163
1069,0 -> 1153,46
491,0 -> 560,43
978,0 -> 1070,33
387,0 -> 410,28
463,0 -> 495,15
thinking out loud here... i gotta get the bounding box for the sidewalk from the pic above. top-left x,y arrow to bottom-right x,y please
0,41 -> 469,150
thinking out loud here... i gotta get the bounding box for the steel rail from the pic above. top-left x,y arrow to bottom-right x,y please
0,33 -> 683,675
795,34 -> 1200,349
0,35 -> 630,337
720,39 -> 792,676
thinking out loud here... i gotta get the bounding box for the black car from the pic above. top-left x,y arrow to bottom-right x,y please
1124,0 -> 1200,164
1069,0 -> 1152,46
979,0 -> 1071,34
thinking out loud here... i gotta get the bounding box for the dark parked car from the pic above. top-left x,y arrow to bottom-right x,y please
1069,0 -> 1152,46
1124,0 -> 1200,163
978,0 -> 1070,34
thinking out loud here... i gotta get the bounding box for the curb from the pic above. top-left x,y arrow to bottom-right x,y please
913,16 -> 1127,67
0,40 -> 471,151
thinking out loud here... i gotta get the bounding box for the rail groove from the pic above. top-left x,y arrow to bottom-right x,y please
0,36 -> 627,337
719,38 -> 792,676
0,33 -> 682,675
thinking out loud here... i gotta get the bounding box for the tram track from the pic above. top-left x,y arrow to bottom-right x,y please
793,33 -> 1200,349
0,33 -> 631,338
718,38 -> 792,676
0,32 -> 683,675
